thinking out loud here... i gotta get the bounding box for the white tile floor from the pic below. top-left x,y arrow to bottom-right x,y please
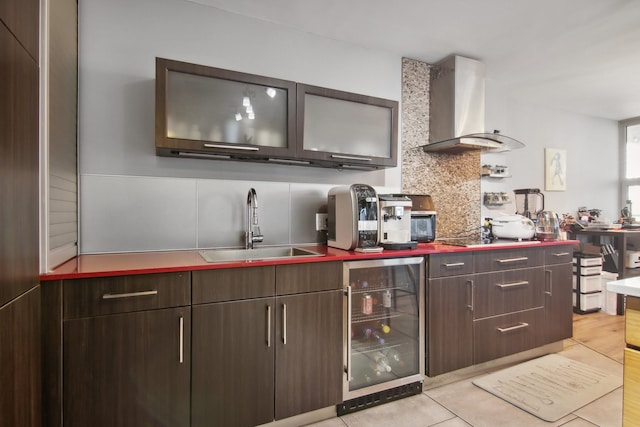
307,340 -> 623,427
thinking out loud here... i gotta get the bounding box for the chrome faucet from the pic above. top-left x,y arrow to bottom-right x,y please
245,188 -> 264,249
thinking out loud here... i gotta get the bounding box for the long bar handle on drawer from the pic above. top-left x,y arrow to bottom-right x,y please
497,322 -> 529,333
102,290 -> 158,299
497,281 -> 529,289
553,252 -> 571,257
466,280 -> 474,311
282,304 -> 287,345
266,305 -> 272,348
179,315 -> 184,364
443,262 -> 465,268
545,269 -> 553,296
496,256 -> 528,264
330,154 -> 372,161
203,143 -> 259,151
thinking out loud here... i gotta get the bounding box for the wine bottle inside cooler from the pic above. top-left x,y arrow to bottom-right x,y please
372,352 -> 392,373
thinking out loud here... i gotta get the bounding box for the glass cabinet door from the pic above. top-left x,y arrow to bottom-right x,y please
297,84 -> 398,169
156,58 -> 296,159
344,257 -> 424,398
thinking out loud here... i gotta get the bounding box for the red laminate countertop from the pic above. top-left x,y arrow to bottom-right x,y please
40,240 -> 579,281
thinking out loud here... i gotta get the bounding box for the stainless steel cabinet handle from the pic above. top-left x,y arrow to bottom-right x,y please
345,285 -> 352,378
496,257 -> 528,264
497,322 -> 529,333
553,252 -> 571,257
203,143 -> 259,151
330,154 -> 372,161
466,279 -> 474,311
497,281 -> 529,289
102,290 -> 158,299
443,262 -> 465,268
545,269 -> 553,296
266,305 -> 271,348
281,304 -> 287,345
179,315 -> 184,364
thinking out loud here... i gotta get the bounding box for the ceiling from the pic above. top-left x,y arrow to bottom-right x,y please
188,0 -> 640,121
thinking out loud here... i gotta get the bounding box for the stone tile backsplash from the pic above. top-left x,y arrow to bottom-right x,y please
401,57 -> 481,239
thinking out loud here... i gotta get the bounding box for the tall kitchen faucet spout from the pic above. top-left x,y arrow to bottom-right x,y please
245,188 -> 264,249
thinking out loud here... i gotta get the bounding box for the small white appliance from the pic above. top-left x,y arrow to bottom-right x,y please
490,214 -> 536,240
627,250 -> 640,269
378,194 -> 417,250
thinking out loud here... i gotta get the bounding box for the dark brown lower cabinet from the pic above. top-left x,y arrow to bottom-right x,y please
427,245 -> 573,377
274,291 -> 342,420
473,307 -> 545,364
0,286 -> 41,427
428,276 -> 473,376
542,262 -> 573,344
63,307 -> 190,427
192,298 -> 275,427
191,290 -> 342,427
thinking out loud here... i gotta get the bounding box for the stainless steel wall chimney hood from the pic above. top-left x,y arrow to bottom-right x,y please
421,55 -> 524,154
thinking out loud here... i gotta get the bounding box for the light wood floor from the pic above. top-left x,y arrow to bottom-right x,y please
571,311 -> 626,363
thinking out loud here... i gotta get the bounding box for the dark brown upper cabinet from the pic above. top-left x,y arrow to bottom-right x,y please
296,84 -> 398,169
156,58 -> 297,161
155,58 -> 398,169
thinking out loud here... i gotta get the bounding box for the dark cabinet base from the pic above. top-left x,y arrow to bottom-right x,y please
0,286 -> 41,427
63,307 -> 191,427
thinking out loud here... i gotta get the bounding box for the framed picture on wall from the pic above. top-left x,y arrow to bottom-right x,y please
545,148 -> 567,191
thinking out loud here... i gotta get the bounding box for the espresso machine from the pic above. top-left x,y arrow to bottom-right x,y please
327,184 -> 380,251
514,188 -> 544,219
378,194 -> 417,250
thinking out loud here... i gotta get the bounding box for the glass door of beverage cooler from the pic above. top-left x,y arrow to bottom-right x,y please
343,257 -> 424,400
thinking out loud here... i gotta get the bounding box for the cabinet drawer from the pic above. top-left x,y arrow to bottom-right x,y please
626,297 -> 640,347
473,308 -> 544,364
473,267 -> 545,319
544,246 -> 573,265
192,266 -> 275,304
276,261 -> 342,295
429,253 -> 474,278
63,272 -> 190,319
624,348 -> 640,426
475,248 -> 543,273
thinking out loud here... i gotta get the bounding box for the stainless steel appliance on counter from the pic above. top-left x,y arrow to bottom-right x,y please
378,194 -> 416,250
328,184 -> 380,251
536,211 -> 561,241
406,194 -> 436,243
338,257 -> 424,415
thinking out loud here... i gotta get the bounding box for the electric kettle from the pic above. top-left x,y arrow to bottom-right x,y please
536,211 -> 560,241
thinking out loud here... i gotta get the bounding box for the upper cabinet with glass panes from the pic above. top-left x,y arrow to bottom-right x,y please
155,58 -> 398,169
156,58 -> 297,161
296,84 -> 398,169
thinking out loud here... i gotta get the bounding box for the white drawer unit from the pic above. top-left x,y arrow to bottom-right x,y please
572,255 -> 603,267
573,274 -> 601,293
573,253 -> 604,314
573,265 -> 603,276
573,291 -> 602,312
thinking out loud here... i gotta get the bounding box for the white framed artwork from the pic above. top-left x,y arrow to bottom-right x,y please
545,148 -> 567,191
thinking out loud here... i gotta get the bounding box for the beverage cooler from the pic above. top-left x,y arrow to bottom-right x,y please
339,257 -> 424,413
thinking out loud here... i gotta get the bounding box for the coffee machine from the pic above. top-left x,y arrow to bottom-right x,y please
378,194 -> 417,250
327,184 -> 380,251
514,188 -> 544,219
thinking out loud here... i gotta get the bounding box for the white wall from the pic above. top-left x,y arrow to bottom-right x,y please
482,79 -> 619,223
78,0 -> 621,253
78,0 -> 402,253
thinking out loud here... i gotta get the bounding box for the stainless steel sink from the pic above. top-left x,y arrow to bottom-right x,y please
199,246 -> 324,263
